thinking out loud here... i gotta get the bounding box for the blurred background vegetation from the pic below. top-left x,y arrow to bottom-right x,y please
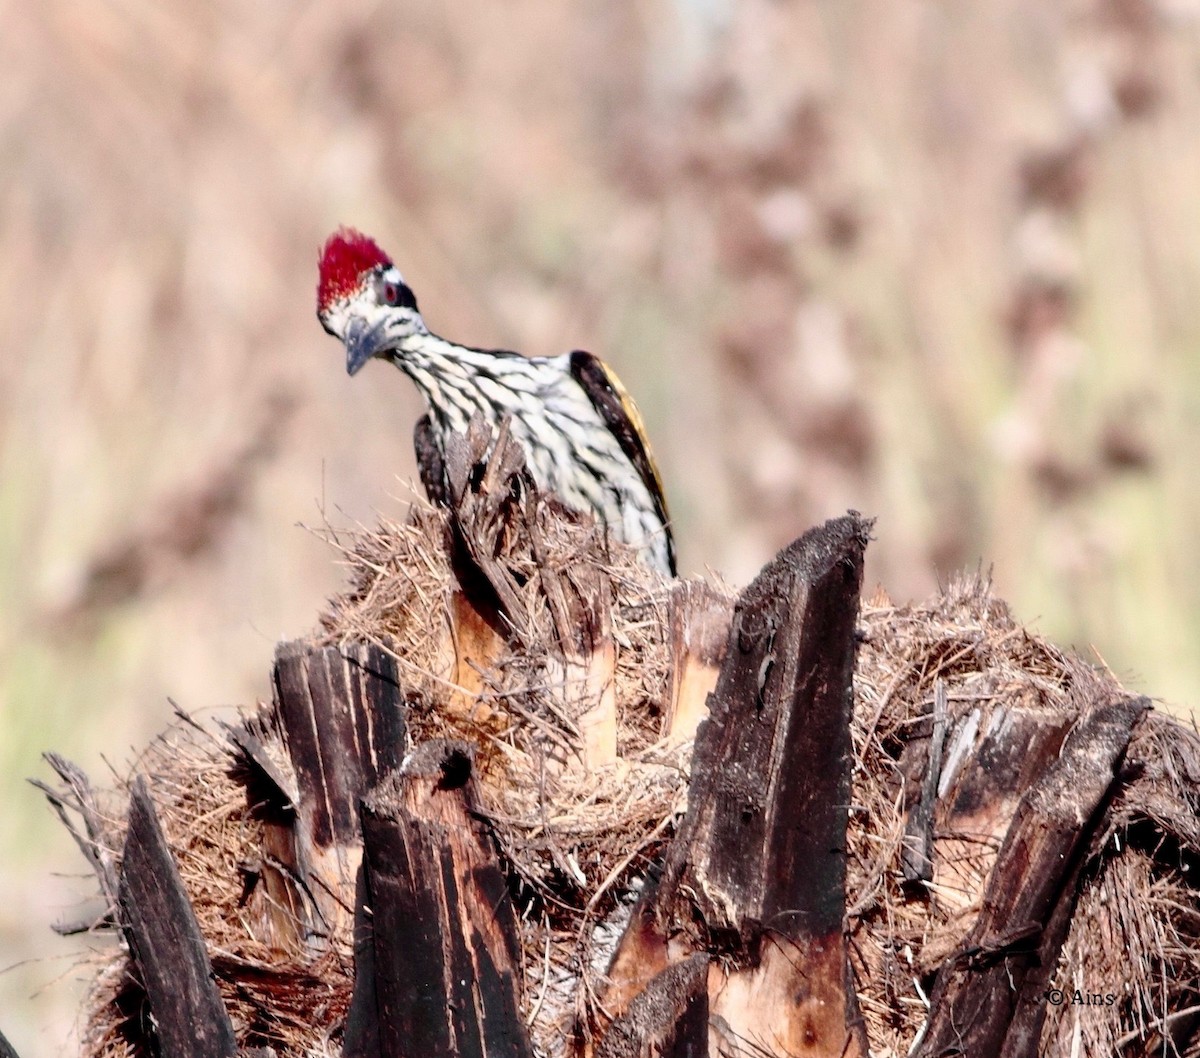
3,0 -> 1198,1052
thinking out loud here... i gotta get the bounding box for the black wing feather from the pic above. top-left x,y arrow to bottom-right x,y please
568,350 -> 676,575
413,414 -> 450,508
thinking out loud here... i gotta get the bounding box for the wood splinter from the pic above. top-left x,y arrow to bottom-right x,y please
597,513 -> 873,1058
344,740 -> 532,1058
916,691 -> 1150,1058
119,776 -> 237,1058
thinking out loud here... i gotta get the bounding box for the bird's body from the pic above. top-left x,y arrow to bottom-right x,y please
316,228 -> 675,575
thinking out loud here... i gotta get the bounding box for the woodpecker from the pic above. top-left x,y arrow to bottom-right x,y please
317,228 -> 676,576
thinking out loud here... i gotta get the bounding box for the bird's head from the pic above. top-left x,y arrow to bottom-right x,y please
316,227 -> 427,376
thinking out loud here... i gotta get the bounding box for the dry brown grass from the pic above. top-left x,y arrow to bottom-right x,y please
57,509 -> 1200,1058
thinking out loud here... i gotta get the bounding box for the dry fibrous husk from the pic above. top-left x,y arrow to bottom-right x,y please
69,506 -> 1200,1058
848,582 -> 1200,1056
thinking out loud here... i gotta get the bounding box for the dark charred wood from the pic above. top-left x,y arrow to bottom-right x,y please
225,711 -> 308,944
342,865 -> 381,1058
902,680 -> 949,885
657,513 -> 870,946
919,702 -> 1076,962
351,740 -> 532,1058
246,641 -> 407,945
917,693 -> 1150,1058
603,513 -> 872,1058
225,718 -> 297,824
940,708 -> 1071,837
272,640 -> 405,850
442,415 -> 532,634
998,694 -> 1151,1058
118,776 -> 237,1058
998,844 -> 1089,1058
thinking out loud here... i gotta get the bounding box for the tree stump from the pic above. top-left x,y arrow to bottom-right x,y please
37,430 -> 1200,1058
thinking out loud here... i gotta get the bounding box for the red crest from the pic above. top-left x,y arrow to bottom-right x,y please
317,228 -> 392,311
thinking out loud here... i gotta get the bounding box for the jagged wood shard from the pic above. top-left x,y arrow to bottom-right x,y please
595,955 -> 709,1058
917,691 -> 1150,1057
272,640 -> 406,850
118,776 -> 237,1058
663,579 -> 733,744
901,679 -> 949,884
227,641 -> 406,950
601,513 -> 873,1058
349,741 -> 532,1058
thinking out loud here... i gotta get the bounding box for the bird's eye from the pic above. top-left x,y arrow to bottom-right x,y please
376,274 -> 418,311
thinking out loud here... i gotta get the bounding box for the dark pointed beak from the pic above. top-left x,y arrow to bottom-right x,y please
344,317 -> 390,377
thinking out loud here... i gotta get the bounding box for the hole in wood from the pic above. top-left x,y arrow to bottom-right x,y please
436,747 -> 473,791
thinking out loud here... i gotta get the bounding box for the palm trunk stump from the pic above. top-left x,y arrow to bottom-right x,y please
38,426 -> 1196,1058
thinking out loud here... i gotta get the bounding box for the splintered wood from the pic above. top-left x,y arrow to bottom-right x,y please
118,778 -> 237,1058
42,425 -> 1200,1058
916,693 -> 1149,1058
345,742 -> 531,1058
663,581 -> 730,744
600,515 -> 871,1058
440,417 -> 624,771
238,641 -> 405,951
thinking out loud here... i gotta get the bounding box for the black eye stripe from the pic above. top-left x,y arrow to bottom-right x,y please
395,282 -> 418,310
377,272 -> 419,311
